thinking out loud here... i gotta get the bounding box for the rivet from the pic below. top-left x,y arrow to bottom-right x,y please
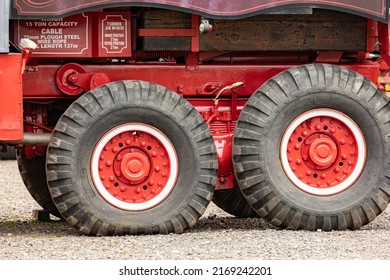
302,131 -> 308,136
136,188 -> 141,194
287,148 -> 292,153
122,196 -> 127,200
116,171 -> 121,177
348,161 -> 353,166
151,189 -> 156,194
106,161 -> 112,167
292,167 -> 297,172
296,159 -> 302,165
112,147 -> 118,153
104,146 -> 109,151
306,170 -> 312,176
315,125 -> 321,130
336,176 -> 341,182
120,186 -> 126,192
321,174 -> 326,179
330,128 -> 336,134
340,139 -> 346,145
99,165 -> 104,171
113,191 -> 117,196
155,166 -> 160,172
142,194 -> 147,200
141,141 -> 146,147
126,140 -> 131,145
327,180 -> 332,186
162,162 -> 168,167
298,174 -> 303,179
334,167 -> 340,173
152,151 -> 157,157
160,152 -> 165,157
294,144 -> 300,150
162,172 -> 166,177
343,170 -> 348,175
105,184 -> 110,189
100,176 -> 105,181
148,180 -> 154,186
157,181 -> 162,186
100,155 -> 105,161
288,157 -> 293,163
350,151 -> 355,156
341,154 -> 347,160
109,176 -> 115,182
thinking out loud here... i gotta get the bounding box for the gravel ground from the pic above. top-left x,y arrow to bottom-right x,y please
1,159 -> 390,260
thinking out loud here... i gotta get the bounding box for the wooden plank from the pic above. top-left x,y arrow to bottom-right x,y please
142,9 -> 367,52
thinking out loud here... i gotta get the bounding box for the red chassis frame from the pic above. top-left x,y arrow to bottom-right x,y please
3,10 -> 390,190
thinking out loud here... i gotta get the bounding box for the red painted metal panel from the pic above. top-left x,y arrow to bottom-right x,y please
0,54 -> 23,141
98,12 -> 132,57
16,13 -> 93,58
21,62 -> 381,99
12,0 -> 389,21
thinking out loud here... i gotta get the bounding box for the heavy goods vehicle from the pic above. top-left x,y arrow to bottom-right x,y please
1,0 -> 390,235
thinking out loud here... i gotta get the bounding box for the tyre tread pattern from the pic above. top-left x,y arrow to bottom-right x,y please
233,64 -> 390,230
47,81 -> 217,235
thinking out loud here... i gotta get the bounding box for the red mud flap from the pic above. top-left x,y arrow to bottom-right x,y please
0,53 -> 23,141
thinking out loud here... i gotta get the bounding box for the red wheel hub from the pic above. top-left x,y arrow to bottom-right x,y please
280,109 -> 366,196
91,124 -> 178,211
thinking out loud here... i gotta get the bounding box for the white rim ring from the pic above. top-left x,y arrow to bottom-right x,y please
91,123 -> 178,211
280,109 -> 366,196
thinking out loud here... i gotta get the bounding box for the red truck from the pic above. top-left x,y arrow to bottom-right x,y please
1,0 -> 390,236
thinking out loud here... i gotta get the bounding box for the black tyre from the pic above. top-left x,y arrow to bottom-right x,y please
46,80 -> 217,236
233,64 -> 390,230
16,150 -> 61,218
0,146 -> 16,160
212,185 -> 257,217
